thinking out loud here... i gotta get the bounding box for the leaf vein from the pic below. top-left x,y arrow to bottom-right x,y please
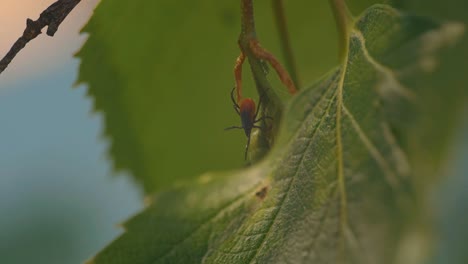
353,31 -> 416,100
245,88 -> 338,263
342,104 -> 400,189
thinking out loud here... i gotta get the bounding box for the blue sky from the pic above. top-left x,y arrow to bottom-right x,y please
0,1 -> 142,263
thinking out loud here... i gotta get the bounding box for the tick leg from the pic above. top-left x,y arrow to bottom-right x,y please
253,88 -> 270,120
230,87 -> 240,109
249,39 -> 297,95
230,87 -> 241,115
225,126 -> 244,131
234,52 -> 246,103
254,116 -> 273,123
254,120 -> 273,132
233,105 -> 240,115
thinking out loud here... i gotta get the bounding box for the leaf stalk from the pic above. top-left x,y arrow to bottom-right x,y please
272,0 -> 300,88
329,0 -> 354,61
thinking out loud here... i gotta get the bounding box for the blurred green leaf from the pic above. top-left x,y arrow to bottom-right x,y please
88,5 -> 465,263
394,1 -> 468,264
76,1 -> 242,193
391,0 -> 468,187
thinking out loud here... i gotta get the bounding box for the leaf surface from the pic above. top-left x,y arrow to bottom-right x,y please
88,5 -> 465,263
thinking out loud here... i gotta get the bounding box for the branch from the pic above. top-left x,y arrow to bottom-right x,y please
0,0 -> 81,75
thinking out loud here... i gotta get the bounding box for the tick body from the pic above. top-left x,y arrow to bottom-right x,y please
239,98 -> 256,137
226,88 -> 270,160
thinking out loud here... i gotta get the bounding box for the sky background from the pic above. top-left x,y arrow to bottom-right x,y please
0,1 -> 142,263
0,1 -> 466,264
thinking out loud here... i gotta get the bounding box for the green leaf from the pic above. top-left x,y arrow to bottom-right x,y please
74,1 -> 329,193
76,0 -> 390,193
88,5 -> 465,263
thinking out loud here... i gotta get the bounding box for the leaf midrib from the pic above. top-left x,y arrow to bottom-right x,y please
335,31 -> 350,258
245,89 -> 340,263
244,19 -> 412,262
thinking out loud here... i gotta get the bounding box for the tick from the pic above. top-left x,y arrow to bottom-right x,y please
225,87 -> 271,160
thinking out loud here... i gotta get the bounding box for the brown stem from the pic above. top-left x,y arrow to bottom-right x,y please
240,0 -> 256,38
236,0 -> 297,99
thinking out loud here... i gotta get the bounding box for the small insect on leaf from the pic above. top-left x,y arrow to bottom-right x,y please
225,87 -> 272,160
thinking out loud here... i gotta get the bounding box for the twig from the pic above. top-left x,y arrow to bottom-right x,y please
0,0 -> 81,75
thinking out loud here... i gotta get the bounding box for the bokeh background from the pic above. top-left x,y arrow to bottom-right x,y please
0,1 -> 141,263
0,1 -> 466,264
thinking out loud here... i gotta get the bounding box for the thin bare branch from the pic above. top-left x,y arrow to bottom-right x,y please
0,0 -> 81,75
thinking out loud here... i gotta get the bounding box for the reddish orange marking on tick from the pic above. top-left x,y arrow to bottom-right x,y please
239,99 -> 255,119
